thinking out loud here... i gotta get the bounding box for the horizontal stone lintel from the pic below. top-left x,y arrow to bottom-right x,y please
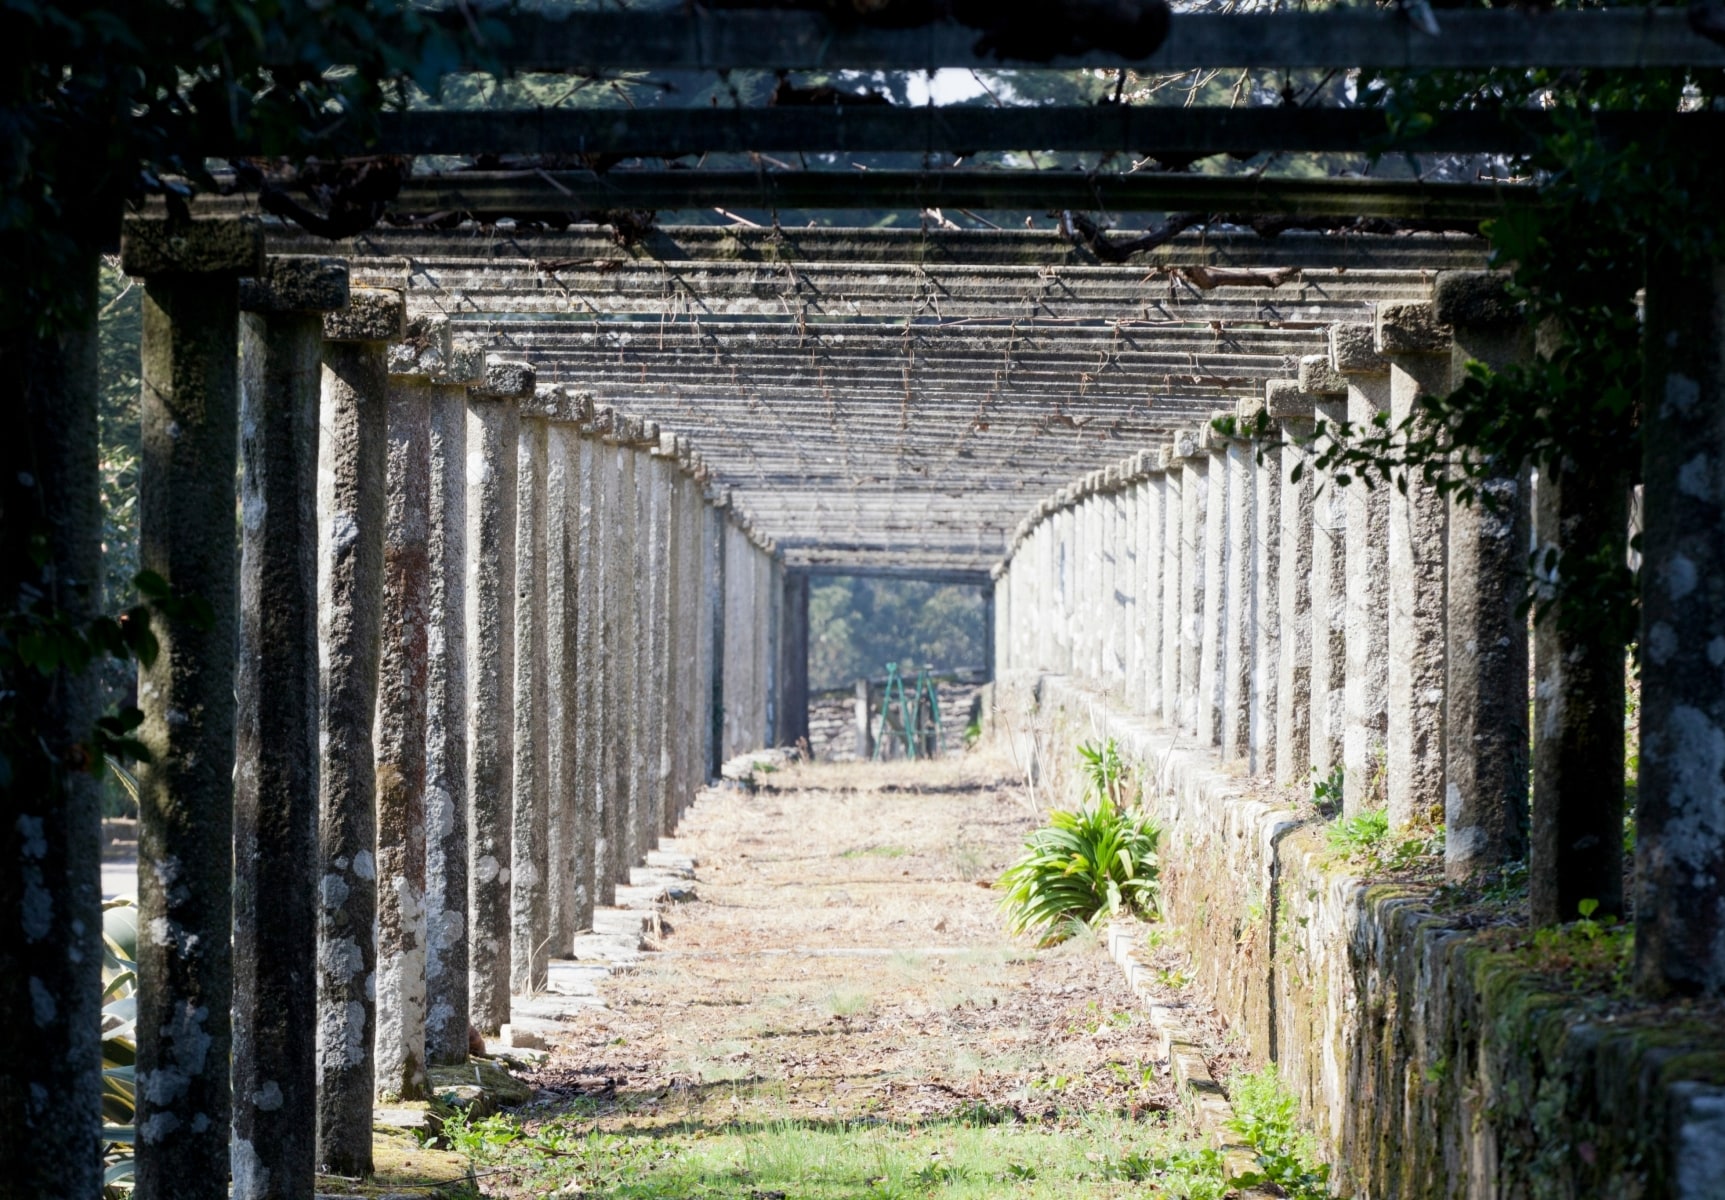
240,255 -> 349,315
121,215 -> 265,277
324,287 -> 406,342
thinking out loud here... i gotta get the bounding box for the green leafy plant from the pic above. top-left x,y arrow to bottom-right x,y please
1226,1066 -> 1331,1200
100,899 -> 140,1196
1310,765 -> 1345,815
1326,808 -> 1389,856
996,741 -> 1160,941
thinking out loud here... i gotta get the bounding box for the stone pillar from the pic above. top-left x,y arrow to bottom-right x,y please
1054,503 -> 1074,672
466,360 -> 532,1035
637,437 -> 668,853
512,395 -> 550,997
1334,324 -> 1394,816
1160,448 -> 1184,725
1249,407 -> 1283,778
313,286 -> 403,1177
1637,248 -> 1725,995
1221,429 -> 1256,762
573,423 -> 606,908
1101,479 -> 1121,682
1378,303 -> 1452,829
855,678 -> 874,759
621,437 -> 647,862
122,219 -> 262,1199
233,256 -> 346,1199
424,342 -> 482,1067
1435,274 -> 1532,881
373,319 -> 451,1102
1,247 -> 103,1200
703,496 -> 726,776
1271,385 -> 1315,787
608,434 -> 640,869
780,571 -> 811,746
1198,427 -> 1232,747
1139,463 -> 1164,717
545,394 -> 590,952
1302,358 -> 1351,782
1176,432 -> 1207,734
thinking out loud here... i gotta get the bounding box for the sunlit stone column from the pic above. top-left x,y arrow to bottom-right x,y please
511,391 -> 551,996
1221,425 -> 1256,763
315,286 -> 405,1176
1176,431 -> 1207,734
1248,400 -> 1283,778
546,390 -> 591,953
1302,357 -> 1351,783
1270,384 -> 1315,787
425,340 -> 483,1066
466,360 -> 532,1034
232,255 -> 346,1200
1378,303 -> 1452,829
1333,323 -> 1393,817
1159,446 -> 1184,725
1197,421 -> 1230,747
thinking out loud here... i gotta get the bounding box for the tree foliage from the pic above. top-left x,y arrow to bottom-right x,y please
809,576 -> 986,691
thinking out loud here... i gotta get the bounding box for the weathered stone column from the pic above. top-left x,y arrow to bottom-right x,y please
545,392 -> 589,953
701,492 -> 726,777
1221,428 -> 1256,762
622,434 -> 648,860
122,218 -> 262,1199
425,341 -> 482,1066
1198,426 -> 1232,747
1,247 -> 103,1200
1434,274 -> 1532,880
1378,303 -> 1452,829
1271,385 -> 1316,787
1637,247 -> 1725,994
233,255 -> 346,1199
1101,478 -> 1122,683
373,319 -> 453,1102
1054,502 -> 1075,673
1333,324 -> 1393,816
1248,402 -> 1283,777
1139,461 -> 1164,719
570,415 -> 604,913
467,361 -> 532,1034
1160,447 -> 1184,725
313,286 -> 403,1177
1176,432 -> 1207,734
634,436 -> 665,851
511,393 -> 551,997
603,429 -> 637,873
583,416 -> 618,906
1302,358 -> 1351,781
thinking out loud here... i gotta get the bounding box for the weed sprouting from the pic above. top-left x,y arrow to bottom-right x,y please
1226,1065 -> 1332,1200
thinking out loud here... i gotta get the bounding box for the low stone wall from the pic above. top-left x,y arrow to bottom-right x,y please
1016,675 -> 1725,1200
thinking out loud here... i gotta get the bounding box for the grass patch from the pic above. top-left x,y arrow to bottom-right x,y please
436,1107 -> 1236,1200
840,844 -> 909,859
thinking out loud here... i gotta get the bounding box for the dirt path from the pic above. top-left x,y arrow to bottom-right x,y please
535,750 -> 1174,1123
464,751 -> 1237,1199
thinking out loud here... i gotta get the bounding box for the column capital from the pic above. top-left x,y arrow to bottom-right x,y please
1434,271 -> 1521,330
121,215 -> 264,277
1376,301 -> 1451,356
387,316 -> 485,385
1329,322 -> 1390,376
323,287 -> 406,344
1172,428 -> 1203,459
471,359 -> 536,402
1266,379 -> 1316,421
239,255 -> 348,315
1297,353 -> 1349,396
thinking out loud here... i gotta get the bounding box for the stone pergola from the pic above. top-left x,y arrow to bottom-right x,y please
8,7 -> 1725,1200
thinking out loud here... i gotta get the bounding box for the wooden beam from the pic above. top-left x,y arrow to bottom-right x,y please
373,106 -> 1725,160
479,8 -> 1724,71
393,168 -> 1506,219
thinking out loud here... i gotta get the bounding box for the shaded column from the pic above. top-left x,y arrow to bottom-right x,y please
1637,246 -> 1725,995
780,571 -> 812,747
425,342 -> 483,1066
1302,358 -> 1351,782
1,247 -> 103,1200
572,417 -> 605,911
1435,273 -> 1532,881
1176,432 -> 1207,733
1159,447 -> 1184,725
640,436 -> 670,845
620,433 -> 647,861
314,286 -> 404,1176
511,393 -> 551,996
1333,323 -> 1394,816
1378,303 -> 1452,829
466,361 -> 532,1035
1271,385 -> 1316,787
545,392 -> 590,953
233,255 -> 347,1200
374,319 -> 451,1102
1221,428 -> 1256,762
1249,404 -> 1283,778
122,218 -> 263,1199
702,493 -> 726,777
